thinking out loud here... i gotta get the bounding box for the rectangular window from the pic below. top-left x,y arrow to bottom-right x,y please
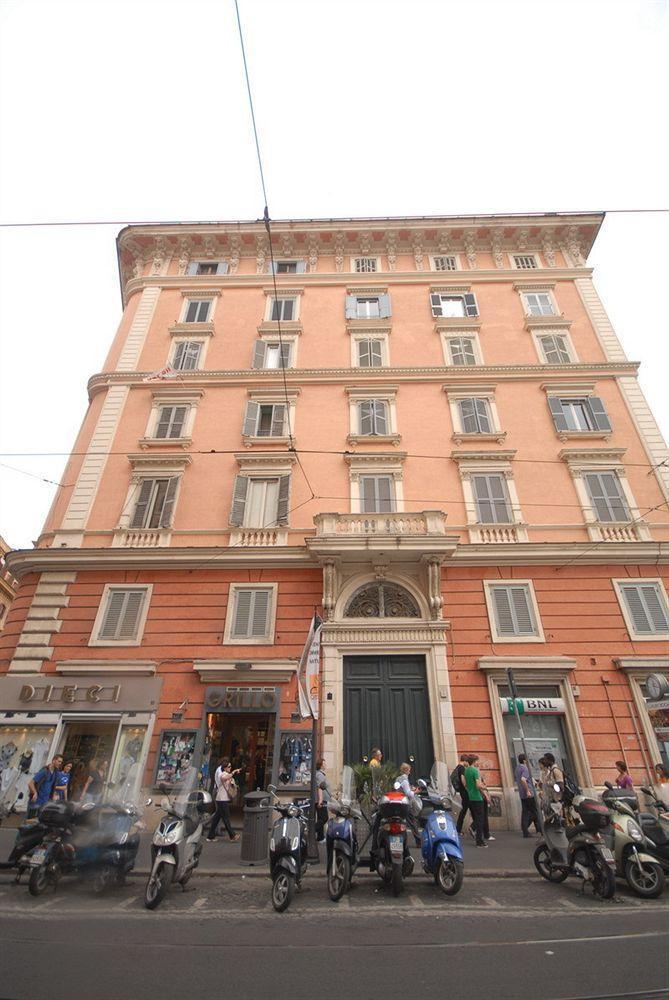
356,297 -> 380,319
523,292 -> 555,317
359,475 -> 395,513
173,341 -> 203,371
472,474 -> 512,523
538,334 -> 572,364
154,405 -> 188,439
448,337 -> 476,366
130,478 -> 179,529
184,299 -> 212,323
514,255 -> 537,269
430,293 -> 478,318
345,294 -> 391,320
230,587 -> 274,640
433,255 -> 457,271
488,584 -> 540,638
354,257 -> 377,273
617,582 -> 669,636
230,475 -> 290,527
186,261 -> 228,276
243,401 -> 287,438
358,400 -> 389,436
548,397 -> 611,434
252,341 -> 292,369
583,471 -> 630,522
269,298 -> 295,322
458,398 -> 492,434
269,260 -> 306,274
96,587 -> 149,642
357,339 -> 383,368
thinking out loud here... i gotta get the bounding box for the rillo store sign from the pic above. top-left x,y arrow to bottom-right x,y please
206,687 -> 279,712
501,697 -> 565,716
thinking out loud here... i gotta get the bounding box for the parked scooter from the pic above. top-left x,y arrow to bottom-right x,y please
534,782 -> 616,899
267,784 -> 309,912
22,796 -> 141,896
601,782 -> 665,898
144,779 -> 214,910
0,805 -> 48,882
635,784 -> 669,877
369,784 -> 414,897
325,765 -> 362,901
416,761 -> 464,896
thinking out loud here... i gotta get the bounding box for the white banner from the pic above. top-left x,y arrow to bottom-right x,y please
297,615 -> 323,720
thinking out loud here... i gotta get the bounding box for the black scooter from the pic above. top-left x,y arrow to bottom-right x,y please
369,789 -> 414,896
0,807 -> 48,882
267,784 -> 309,912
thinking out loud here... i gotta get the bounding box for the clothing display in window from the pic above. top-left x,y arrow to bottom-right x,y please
0,728 -> 55,813
278,734 -> 312,786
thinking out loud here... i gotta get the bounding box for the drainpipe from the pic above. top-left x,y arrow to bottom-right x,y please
627,701 -> 653,787
601,677 -> 627,766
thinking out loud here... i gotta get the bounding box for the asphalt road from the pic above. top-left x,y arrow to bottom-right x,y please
0,872 -> 667,1000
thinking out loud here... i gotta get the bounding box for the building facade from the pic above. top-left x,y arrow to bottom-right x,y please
0,536 -> 17,633
1,213 -> 668,824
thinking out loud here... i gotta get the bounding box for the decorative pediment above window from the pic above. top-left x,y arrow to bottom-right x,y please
234,451 -> 297,473
127,452 -> 192,472
344,582 -> 421,619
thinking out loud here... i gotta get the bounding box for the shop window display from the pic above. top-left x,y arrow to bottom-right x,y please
154,730 -> 198,786
642,682 -> 669,772
0,724 -> 56,814
206,713 -> 275,798
278,731 -> 313,789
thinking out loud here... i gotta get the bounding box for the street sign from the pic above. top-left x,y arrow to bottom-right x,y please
501,697 -> 566,715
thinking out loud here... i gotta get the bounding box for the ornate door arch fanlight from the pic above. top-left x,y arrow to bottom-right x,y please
343,582 -> 421,619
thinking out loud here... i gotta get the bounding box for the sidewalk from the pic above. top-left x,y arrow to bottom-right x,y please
1,826 -> 538,879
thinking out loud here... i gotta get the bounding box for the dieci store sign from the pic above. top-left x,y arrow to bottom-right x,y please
0,675 -> 162,713
501,697 -> 565,716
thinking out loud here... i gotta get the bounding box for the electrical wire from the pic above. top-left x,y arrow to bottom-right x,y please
555,500 -> 669,569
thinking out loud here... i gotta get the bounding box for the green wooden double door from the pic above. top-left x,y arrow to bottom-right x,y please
343,655 -> 434,781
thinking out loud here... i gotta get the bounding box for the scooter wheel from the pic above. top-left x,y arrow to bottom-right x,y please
591,856 -> 616,900
28,865 -> 50,897
144,863 -> 173,910
624,857 -> 665,899
533,845 -> 568,883
271,871 -> 295,912
327,853 -> 350,902
391,863 -> 403,897
435,857 -> 464,896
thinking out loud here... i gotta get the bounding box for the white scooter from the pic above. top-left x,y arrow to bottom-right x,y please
144,781 -> 213,910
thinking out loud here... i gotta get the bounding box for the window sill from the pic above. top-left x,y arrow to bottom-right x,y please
138,437 -> 192,449
523,315 -> 570,331
452,432 -> 507,445
347,433 -> 402,446
345,318 -> 392,332
257,321 -> 302,335
433,317 -> 481,331
242,435 -> 293,448
556,431 -> 610,442
169,322 -> 214,337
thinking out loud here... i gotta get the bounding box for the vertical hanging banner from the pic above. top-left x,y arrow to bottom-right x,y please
297,614 -> 323,719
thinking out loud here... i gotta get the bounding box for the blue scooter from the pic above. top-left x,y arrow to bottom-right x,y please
325,765 -> 362,901
417,761 -> 464,895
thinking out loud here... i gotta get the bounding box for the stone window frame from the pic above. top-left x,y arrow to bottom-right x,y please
350,255 -> 382,274
242,388 -> 299,446
430,254 -> 460,272
169,337 -> 209,371
349,330 -> 390,368
89,583 -> 153,648
612,579 -> 669,642
439,330 -> 484,367
178,289 -> 221,325
444,384 -> 505,445
140,389 -> 203,447
263,289 -> 303,324
223,582 -> 279,645
483,580 -> 545,644
346,385 -> 400,445
451,450 -> 529,543
510,253 -> 541,270
515,283 -> 559,319
542,382 -> 611,442
116,453 -> 191,538
254,332 -> 300,369
532,329 -> 578,365
344,450 -> 406,514
559,448 -> 651,542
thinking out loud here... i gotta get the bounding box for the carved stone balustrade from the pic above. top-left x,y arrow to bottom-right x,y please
308,511 -> 458,564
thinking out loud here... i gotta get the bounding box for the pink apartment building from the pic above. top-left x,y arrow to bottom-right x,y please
1,212 -> 668,826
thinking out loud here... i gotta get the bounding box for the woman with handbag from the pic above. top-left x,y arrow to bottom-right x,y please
207,757 -> 240,842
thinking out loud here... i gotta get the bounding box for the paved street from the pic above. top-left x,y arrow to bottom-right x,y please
0,868 -> 667,1000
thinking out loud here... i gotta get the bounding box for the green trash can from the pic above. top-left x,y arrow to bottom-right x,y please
240,789 -> 271,865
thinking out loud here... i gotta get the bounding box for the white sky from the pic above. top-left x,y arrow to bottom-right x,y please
0,0 -> 667,550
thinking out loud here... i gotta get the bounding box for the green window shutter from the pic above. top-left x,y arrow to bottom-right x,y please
277,475 -> 290,524
130,479 -> 155,529
252,341 -> 266,369
230,475 -> 249,526
243,401 -> 260,437
548,397 -> 569,432
588,397 -> 612,433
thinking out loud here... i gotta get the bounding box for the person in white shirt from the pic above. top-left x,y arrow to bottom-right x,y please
207,758 -> 240,842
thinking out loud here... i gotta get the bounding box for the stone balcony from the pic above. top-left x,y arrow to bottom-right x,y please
229,528 -> 288,547
112,528 -> 172,548
308,511 -> 459,562
590,521 -> 649,543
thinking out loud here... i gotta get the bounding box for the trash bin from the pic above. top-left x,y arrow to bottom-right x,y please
240,789 -> 271,865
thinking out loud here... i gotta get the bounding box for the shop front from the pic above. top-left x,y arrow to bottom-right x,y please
617,660 -> 669,786
0,673 -> 162,816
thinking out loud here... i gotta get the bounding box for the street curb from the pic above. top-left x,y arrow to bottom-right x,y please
132,867 -> 535,880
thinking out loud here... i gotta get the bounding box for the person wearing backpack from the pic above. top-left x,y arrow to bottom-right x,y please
451,754 -> 471,835
207,757 -> 240,842
27,755 -> 63,818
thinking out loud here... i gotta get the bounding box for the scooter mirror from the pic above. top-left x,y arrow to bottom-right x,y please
145,798 -> 153,807
604,781 -> 613,790
417,779 -> 428,790
553,783 -> 562,793
640,786 -> 653,795
267,784 -> 277,795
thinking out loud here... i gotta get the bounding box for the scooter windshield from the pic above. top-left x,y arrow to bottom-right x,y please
341,765 -> 356,807
105,761 -> 145,819
168,765 -> 201,820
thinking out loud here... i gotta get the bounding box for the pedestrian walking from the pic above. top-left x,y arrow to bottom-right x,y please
315,758 -> 331,843
478,760 -> 494,842
27,755 -> 63,818
368,748 -> 383,768
82,758 -> 108,804
452,754 -> 471,835
53,760 -> 73,801
463,754 -> 487,847
614,760 -> 634,790
207,758 -> 240,842
514,753 -> 539,837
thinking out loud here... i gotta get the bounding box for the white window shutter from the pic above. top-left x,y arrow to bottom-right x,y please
510,587 -> 536,634
271,404 -> 286,437
243,401 -> 260,437
378,293 -> 391,318
230,475 -> 249,526
232,589 -> 253,637
252,341 -> 266,369
216,261 -> 229,275
117,591 -> 145,640
159,478 -> 179,528
359,401 -> 373,435
295,260 -> 307,274
642,585 -> 669,632
492,587 -> 515,636
250,589 -> 271,638
173,342 -> 186,369
474,399 -> 491,433
374,400 -> 388,434
99,590 -> 128,639
621,584 -> 669,635
345,295 -> 358,320
186,262 -> 198,276
277,475 -> 290,524
621,585 -> 652,633
130,479 -> 155,529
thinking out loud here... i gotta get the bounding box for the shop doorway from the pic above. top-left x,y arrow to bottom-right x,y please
57,720 -> 117,800
206,712 -> 276,807
344,655 -> 433,780
500,684 -> 576,781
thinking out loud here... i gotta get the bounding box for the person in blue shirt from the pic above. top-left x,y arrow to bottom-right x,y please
53,760 -> 73,801
514,753 -> 539,838
27,755 -> 63,817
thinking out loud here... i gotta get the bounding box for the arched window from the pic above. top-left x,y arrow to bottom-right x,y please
344,582 -> 420,619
